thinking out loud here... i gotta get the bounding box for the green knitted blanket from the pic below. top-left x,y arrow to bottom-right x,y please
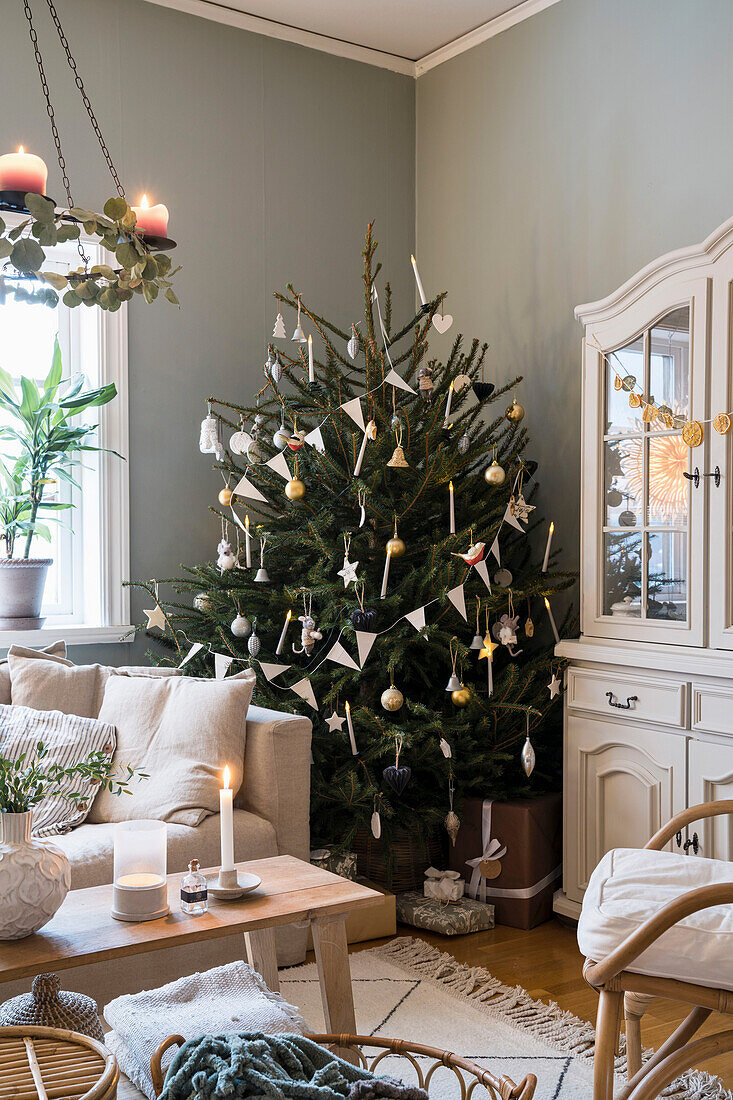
158,1032 -> 428,1100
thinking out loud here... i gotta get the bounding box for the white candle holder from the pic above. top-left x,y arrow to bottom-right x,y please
111,820 -> 169,922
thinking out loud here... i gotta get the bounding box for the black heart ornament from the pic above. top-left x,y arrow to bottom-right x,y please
383,764 -> 412,796
472,381 -> 495,401
351,607 -> 377,630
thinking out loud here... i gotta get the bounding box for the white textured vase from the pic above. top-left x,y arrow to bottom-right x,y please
0,811 -> 71,940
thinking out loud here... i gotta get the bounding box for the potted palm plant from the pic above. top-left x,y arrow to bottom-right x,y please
0,336 -> 117,627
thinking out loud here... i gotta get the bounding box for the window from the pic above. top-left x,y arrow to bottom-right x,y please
0,226 -> 130,645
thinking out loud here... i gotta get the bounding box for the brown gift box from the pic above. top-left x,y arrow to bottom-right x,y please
447,793 -> 562,929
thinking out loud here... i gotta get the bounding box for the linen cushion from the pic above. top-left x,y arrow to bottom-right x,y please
0,641 -> 66,705
0,703 -> 116,836
89,669 -> 256,827
578,847 -> 733,991
8,648 -> 180,718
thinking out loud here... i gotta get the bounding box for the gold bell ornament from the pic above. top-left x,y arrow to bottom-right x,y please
381,677 -> 404,712
387,424 -> 409,468
505,394 -> 525,423
484,447 -> 506,486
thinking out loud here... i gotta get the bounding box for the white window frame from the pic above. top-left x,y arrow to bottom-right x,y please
0,216 -> 132,647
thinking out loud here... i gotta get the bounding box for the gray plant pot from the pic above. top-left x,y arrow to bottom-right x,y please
0,558 -> 53,629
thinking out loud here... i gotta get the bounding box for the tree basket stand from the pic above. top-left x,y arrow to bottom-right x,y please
0,1024 -> 119,1100
151,1033 -> 536,1100
353,827 -> 446,892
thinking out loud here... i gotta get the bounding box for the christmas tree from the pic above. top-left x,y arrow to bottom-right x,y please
131,224 -> 574,861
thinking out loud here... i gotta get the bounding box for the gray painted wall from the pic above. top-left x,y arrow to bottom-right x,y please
0,0 -> 415,663
416,0 -> 733,576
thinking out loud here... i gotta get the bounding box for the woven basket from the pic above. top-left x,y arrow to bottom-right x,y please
0,1024 -> 118,1100
151,1033 -> 536,1100
353,826 -> 446,892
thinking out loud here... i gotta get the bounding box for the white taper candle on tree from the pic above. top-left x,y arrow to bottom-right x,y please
444,381 -> 454,420
308,334 -> 315,382
449,480 -> 455,534
541,521 -> 554,573
244,513 -> 252,568
354,430 -> 369,477
380,547 -> 392,599
276,609 -> 292,655
544,597 -> 560,644
345,701 -> 358,755
410,254 -> 427,305
219,766 -> 235,872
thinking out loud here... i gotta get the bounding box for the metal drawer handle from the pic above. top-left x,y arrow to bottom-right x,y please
606,691 -> 638,710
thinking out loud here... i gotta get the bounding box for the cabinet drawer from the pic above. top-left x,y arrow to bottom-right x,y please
567,667 -> 687,728
692,682 -> 733,736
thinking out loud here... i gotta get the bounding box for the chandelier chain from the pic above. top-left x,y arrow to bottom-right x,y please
42,0 -> 126,200
22,0 -> 74,209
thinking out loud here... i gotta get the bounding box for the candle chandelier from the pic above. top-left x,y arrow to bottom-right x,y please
0,0 -> 179,311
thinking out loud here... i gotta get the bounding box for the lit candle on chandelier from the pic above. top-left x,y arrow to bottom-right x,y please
308,335 -> 315,383
132,193 -> 169,237
380,546 -> 392,600
0,146 -> 48,194
410,254 -> 427,305
541,521 -> 554,573
345,701 -> 358,755
244,513 -> 252,568
275,609 -> 292,656
544,597 -> 560,645
444,381 -> 454,421
449,480 -> 455,534
219,765 -> 235,873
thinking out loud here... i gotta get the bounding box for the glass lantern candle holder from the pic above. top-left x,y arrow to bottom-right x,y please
111,820 -> 169,922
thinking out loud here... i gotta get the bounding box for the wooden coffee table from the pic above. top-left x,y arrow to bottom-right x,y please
0,855 -> 381,1091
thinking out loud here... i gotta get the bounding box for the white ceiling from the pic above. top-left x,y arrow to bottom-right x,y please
143,0 -> 560,75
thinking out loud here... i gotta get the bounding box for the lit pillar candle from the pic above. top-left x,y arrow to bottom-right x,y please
244,513 -> 252,568
444,381 -> 454,421
132,193 -> 169,236
544,597 -> 560,645
219,765 -> 235,872
276,609 -> 292,656
449,480 -> 455,534
380,547 -> 392,600
542,522 -> 554,573
308,334 -> 315,383
410,253 -> 427,305
345,701 -> 358,755
0,146 -> 48,194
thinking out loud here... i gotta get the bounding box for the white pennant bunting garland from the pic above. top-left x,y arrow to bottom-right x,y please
265,451 -> 292,481
259,661 -> 291,681
473,558 -> 493,592
325,641 -> 360,671
291,678 -> 318,709
447,585 -> 467,620
179,642 -> 203,668
503,504 -> 525,532
214,653 -> 234,679
304,426 -> 326,453
404,606 -> 427,632
340,397 -> 365,431
489,537 -> 501,565
232,475 -> 268,503
384,368 -> 416,395
355,630 -> 378,668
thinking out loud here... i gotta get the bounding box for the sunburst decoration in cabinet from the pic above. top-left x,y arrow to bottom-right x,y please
620,431 -> 689,524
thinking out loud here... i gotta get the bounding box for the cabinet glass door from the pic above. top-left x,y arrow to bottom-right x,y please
602,308 -> 691,624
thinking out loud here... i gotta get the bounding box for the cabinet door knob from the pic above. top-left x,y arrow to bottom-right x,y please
683,467 -> 700,488
605,691 -> 639,710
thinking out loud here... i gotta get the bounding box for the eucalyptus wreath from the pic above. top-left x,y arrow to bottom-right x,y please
0,193 -> 180,311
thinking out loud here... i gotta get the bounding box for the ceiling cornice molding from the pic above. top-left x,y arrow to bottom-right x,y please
415,0 -> 562,76
139,0 -> 562,77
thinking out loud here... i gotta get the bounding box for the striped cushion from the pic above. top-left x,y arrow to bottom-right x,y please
0,704 -> 116,836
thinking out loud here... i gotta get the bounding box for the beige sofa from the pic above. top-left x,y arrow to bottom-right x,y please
1,703 -> 312,1006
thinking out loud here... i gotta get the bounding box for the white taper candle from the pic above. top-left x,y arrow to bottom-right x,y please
410,254 -> 427,305
308,334 -> 315,382
541,521 -> 554,573
345,701 -> 358,755
219,765 -> 235,872
544,597 -> 560,645
354,430 -> 369,477
445,381 -> 454,420
380,548 -> 392,599
276,609 -> 292,656
244,513 -> 252,568
449,480 -> 455,534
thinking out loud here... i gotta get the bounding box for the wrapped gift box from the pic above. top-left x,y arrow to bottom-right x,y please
423,867 -> 464,902
448,794 -> 561,929
310,848 -> 357,880
397,891 -> 494,935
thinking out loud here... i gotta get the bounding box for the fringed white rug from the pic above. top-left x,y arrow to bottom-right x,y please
281,937 -> 732,1100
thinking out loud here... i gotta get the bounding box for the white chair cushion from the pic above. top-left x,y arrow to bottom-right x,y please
578,847 -> 733,991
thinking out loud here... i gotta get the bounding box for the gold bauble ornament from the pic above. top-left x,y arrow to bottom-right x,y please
218,487 -> 233,506
285,477 -> 306,500
505,400 -> 525,423
484,460 -> 506,486
193,592 -> 214,612
386,536 -> 406,558
451,684 -> 471,708
380,685 -> 404,712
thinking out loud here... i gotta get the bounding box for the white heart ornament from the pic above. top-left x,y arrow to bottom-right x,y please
453,373 -> 471,392
347,335 -> 358,359
229,430 -> 252,455
432,314 -> 454,334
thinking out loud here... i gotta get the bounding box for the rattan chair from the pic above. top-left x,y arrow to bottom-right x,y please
578,799 -> 733,1100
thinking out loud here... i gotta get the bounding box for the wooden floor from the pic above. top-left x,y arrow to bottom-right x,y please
355,918 -> 733,1088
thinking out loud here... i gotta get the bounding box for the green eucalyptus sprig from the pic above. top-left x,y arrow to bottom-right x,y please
0,740 -> 148,815
0,194 -> 180,312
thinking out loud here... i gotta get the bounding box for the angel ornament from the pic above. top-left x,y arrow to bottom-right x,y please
418,365 -> 434,402
293,593 -> 323,656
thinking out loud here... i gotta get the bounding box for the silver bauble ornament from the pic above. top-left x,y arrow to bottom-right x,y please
380,685 -> 404,712
485,460 -> 506,486
194,592 -> 214,613
521,734 -> 536,777
444,810 -> 461,846
273,421 -> 292,449
231,614 -> 251,638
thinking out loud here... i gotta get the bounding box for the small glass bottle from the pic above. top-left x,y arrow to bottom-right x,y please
180,859 -> 208,915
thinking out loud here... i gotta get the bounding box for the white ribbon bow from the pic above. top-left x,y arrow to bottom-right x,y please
465,800 -> 507,902
424,866 -> 462,900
